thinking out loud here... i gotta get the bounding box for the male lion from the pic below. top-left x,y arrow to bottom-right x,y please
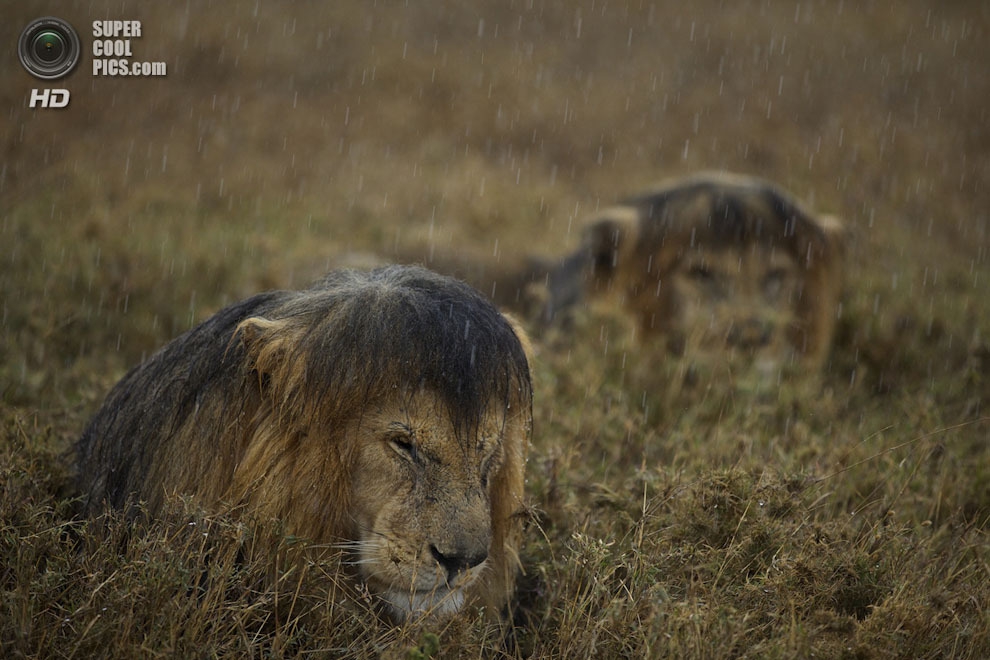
543,172 -> 845,379
75,265 -> 533,622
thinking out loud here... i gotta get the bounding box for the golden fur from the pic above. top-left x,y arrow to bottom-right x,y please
75,266 -> 532,622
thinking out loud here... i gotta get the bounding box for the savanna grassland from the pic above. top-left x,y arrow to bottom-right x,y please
2,1 -> 988,658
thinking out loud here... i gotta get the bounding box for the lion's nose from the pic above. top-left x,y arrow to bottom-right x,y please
726,317 -> 772,349
430,544 -> 488,583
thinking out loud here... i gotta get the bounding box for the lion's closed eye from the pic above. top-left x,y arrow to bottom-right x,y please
386,426 -> 418,462
687,263 -> 714,282
685,262 -> 730,300
479,441 -> 503,489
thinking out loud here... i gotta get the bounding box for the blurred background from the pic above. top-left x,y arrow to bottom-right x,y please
3,2 -> 986,412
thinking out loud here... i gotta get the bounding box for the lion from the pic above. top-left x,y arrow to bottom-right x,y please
75,265 -> 533,623
543,172 -> 845,380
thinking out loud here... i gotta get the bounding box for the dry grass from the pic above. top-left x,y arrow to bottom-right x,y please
2,0 -> 988,657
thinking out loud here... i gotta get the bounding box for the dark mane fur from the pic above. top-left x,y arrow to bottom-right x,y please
289,267 -> 532,440
627,174 -> 832,259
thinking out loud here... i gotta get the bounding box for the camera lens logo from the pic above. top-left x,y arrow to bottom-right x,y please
18,17 -> 81,80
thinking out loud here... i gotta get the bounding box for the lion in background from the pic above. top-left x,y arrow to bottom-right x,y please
511,172 -> 844,385
75,265 -> 533,623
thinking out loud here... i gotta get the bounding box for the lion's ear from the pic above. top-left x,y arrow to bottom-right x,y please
502,312 -> 536,365
799,213 -> 845,273
235,316 -> 301,393
537,206 -> 640,322
582,205 -> 640,284
816,214 -> 845,257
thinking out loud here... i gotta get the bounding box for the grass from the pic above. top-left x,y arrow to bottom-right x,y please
2,0 -> 989,657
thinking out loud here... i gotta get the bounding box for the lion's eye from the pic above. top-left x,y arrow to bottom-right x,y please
480,457 -> 491,489
687,264 -> 714,281
686,263 -> 727,299
387,433 -> 417,462
479,445 -> 501,489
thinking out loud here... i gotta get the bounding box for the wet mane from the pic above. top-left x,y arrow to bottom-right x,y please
263,266 -> 532,440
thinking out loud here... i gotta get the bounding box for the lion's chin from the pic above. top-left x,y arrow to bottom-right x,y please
382,586 -> 467,622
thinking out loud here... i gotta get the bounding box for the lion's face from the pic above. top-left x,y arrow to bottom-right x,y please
347,387 -> 508,622
554,176 -> 845,383
634,241 -> 805,379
